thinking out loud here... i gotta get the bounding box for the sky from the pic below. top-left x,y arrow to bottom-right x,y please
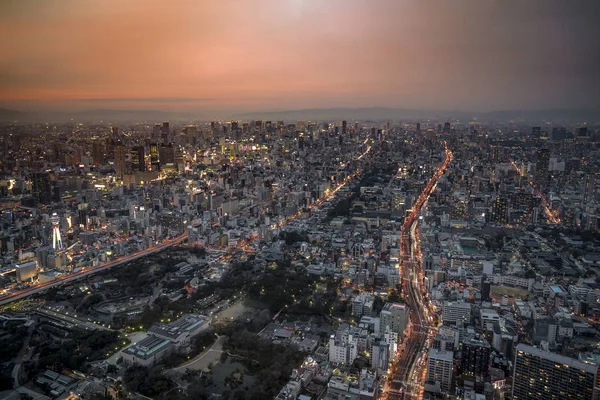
1,0 -> 599,113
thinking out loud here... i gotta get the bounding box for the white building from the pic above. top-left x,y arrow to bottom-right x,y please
329,335 -> 358,364
380,302 -> 410,335
425,348 -> 454,394
442,301 -> 472,325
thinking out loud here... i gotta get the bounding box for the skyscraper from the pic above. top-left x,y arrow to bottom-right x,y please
379,302 -> 410,335
32,172 -> 52,204
460,336 -> 491,377
114,141 -> 126,178
92,139 -> 103,166
492,196 -> 509,225
512,344 -> 599,400
161,122 -> 170,145
535,148 -> 551,187
150,143 -> 160,171
584,173 -> 595,204
532,126 -> 541,139
426,348 -> 454,393
342,120 -> 347,135
130,146 -> 145,172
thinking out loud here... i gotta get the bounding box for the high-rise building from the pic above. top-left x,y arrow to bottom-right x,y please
380,302 -> 410,335
584,173 -> 595,204
512,344 -> 600,400
426,348 -> 454,393
578,126 -> 589,138
114,141 -> 126,178
442,301 -> 471,325
492,196 -> 509,224
532,126 -> 541,139
159,144 -> 175,165
150,143 -> 160,171
161,122 -> 170,145
342,120 -> 347,135
130,146 -> 145,172
535,148 -> 551,187
92,139 -> 103,166
443,122 -> 451,133
416,122 -> 421,132
460,336 -> 491,377
32,172 -> 53,204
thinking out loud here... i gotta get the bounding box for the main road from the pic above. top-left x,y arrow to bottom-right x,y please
384,143 -> 452,399
0,234 -> 188,306
0,138 -> 377,308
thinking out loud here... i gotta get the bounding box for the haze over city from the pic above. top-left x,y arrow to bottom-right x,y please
1,0 -> 599,115
1,2 -> 600,400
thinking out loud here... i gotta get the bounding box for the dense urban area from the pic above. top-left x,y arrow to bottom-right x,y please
0,118 -> 599,400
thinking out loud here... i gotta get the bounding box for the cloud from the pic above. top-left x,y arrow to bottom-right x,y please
78,97 -> 216,103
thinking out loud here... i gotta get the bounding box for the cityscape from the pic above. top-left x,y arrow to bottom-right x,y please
0,1 -> 599,400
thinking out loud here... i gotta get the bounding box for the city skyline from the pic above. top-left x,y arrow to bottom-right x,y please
1,0 -> 599,113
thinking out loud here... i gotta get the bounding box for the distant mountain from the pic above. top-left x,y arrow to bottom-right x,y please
232,107 -> 600,123
45,109 -> 199,123
0,108 -> 27,122
1,106 -> 599,124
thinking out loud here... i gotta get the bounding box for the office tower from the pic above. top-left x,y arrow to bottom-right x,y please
92,139 -> 103,166
51,212 -> 63,250
277,120 -> 285,131
334,126 -> 339,135
264,120 -> 272,133
161,122 -> 170,145
492,196 -> 509,224
297,120 -> 306,132
254,120 -> 263,133
491,146 -> 500,163
584,173 -> 595,204
230,121 -> 238,134
481,277 -> 491,302
532,126 -> 541,139
114,141 -> 126,178
512,344 -> 599,400
380,302 -> 410,335
535,148 -> 550,187
150,143 -> 160,171
130,146 -> 145,172
32,172 -> 53,204
184,125 -> 197,136
443,122 -> 451,133
159,144 -> 175,165
370,338 -> 390,372
342,120 -> 347,135
578,126 -> 589,138
426,349 -> 454,393
416,122 -> 421,132
442,301 -> 472,325
460,336 -> 491,377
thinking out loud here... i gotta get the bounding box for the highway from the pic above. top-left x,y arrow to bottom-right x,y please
383,143 -> 453,399
0,234 -> 188,306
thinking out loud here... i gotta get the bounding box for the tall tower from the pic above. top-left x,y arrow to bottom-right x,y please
114,141 -> 126,178
51,213 -> 63,250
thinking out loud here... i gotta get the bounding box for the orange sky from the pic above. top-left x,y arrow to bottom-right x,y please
1,0 -> 598,112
